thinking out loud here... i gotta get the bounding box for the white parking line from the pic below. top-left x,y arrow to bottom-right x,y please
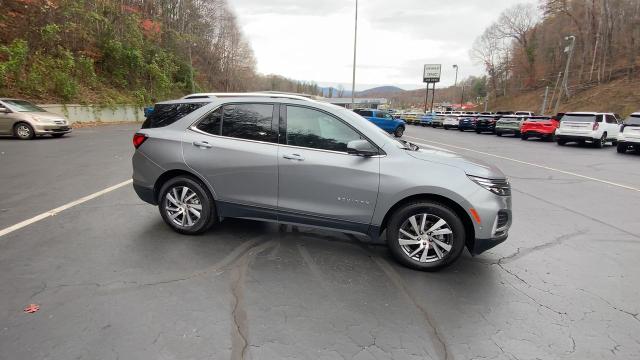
0,179 -> 133,238
405,135 -> 640,193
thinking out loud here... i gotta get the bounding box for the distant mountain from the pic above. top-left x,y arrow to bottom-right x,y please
356,86 -> 405,97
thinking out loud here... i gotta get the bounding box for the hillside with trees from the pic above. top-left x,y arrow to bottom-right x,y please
471,0 -> 640,116
0,0 -> 320,105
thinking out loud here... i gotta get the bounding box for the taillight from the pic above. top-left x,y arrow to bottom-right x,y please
133,133 -> 148,149
593,122 -> 599,131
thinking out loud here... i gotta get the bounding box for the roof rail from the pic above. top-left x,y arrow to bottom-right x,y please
181,92 -> 318,101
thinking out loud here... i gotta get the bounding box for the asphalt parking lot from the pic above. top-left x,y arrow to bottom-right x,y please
1,123 -> 639,360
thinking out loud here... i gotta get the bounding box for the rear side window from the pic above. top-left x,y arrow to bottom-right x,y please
221,104 -> 276,143
142,102 -> 206,129
626,115 -> 640,125
196,107 -> 222,135
606,115 -> 617,124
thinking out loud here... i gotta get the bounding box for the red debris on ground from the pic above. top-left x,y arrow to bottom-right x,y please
23,304 -> 40,313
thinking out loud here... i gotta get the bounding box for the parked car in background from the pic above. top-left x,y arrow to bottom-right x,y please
475,114 -> 500,134
443,114 -> 461,130
520,115 -> 557,141
514,111 -> 535,117
617,112 -> 640,153
556,112 -> 621,148
401,112 -> 422,125
354,109 -> 406,137
432,111 -> 451,128
495,115 -> 527,137
496,111 -> 514,116
458,114 -> 478,132
0,98 -> 71,140
420,112 -> 436,126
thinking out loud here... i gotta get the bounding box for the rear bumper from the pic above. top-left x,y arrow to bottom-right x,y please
475,125 -> 495,132
133,182 -> 157,205
556,134 -> 596,142
459,123 -> 475,130
522,129 -> 555,136
495,126 -> 519,133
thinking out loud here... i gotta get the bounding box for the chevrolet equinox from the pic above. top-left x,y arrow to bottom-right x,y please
132,93 -> 512,271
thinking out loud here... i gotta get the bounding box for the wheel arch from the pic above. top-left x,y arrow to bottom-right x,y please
378,193 -> 476,251
153,169 -> 216,204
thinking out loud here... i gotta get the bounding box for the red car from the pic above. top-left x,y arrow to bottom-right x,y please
520,114 -> 563,141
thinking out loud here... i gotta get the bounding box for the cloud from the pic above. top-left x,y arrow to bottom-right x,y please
229,0 -> 537,89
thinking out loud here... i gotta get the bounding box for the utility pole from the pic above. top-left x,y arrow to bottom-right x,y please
430,83 -> 436,112
548,72 -> 561,114
460,84 -> 465,110
424,83 -> 429,113
452,65 -> 459,87
350,0 -> 358,109
554,35 -> 576,114
541,86 -> 549,115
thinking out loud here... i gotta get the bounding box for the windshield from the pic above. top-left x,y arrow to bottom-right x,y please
625,115 -> 640,125
2,100 -> 46,112
562,114 -> 597,122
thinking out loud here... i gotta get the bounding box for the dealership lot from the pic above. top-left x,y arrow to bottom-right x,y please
1,124 -> 639,359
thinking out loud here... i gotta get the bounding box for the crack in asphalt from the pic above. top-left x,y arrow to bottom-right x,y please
512,188 -> 640,240
229,240 -> 278,360
578,288 -> 640,324
364,249 -> 447,360
496,230 -> 588,265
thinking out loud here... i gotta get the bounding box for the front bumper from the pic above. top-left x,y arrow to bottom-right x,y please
33,123 -> 72,135
475,124 -> 496,132
471,233 -> 509,255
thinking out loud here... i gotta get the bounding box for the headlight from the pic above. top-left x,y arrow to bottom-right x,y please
468,175 -> 511,196
31,116 -> 53,123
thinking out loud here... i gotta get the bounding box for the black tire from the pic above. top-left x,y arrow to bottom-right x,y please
475,130 -> 481,134
594,133 -> 606,148
158,176 -> 217,235
394,126 -> 405,138
547,134 -> 556,142
496,132 -> 503,137
443,126 -> 449,130
51,133 -> 65,138
520,133 -> 528,140
459,128 -> 464,132
557,138 -> 567,146
386,201 -> 466,271
617,143 -> 627,153
14,122 -> 35,140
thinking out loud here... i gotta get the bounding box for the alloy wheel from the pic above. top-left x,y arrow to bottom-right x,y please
16,125 -> 31,139
164,186 -> 202,227
398,213 -> 453,263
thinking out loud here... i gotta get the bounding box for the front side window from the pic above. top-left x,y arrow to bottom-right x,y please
221,103 -> 276,143
286,106 -> 365,152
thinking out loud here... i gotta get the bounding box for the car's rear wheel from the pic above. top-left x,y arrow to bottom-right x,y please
520,133 -> 528,140
443,126 -> 449,130
617,143 -> 627,153
158,176 -> 217,235
386,201 -> 466,271
594,133 -> 606,148
394,126 -> 405,138
496,131 -> 502,137
475,130 -> 481,134
14,122 -> 35,140
557,138 -> 567,146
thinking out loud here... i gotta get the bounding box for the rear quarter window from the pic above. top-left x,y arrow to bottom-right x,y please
141,102 -> 207,129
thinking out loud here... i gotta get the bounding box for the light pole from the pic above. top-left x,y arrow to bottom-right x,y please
554,35 -> 575,114
350,0 -> 358,109
452,64 -> 459,87
460,84 -> 465,110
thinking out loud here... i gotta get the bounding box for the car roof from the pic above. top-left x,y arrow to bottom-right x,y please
0,98 -> 26,102
156,98 -> 214,105
565,111 -> 614,115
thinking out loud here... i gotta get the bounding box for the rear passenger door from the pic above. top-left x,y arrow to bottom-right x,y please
182,103 -> 279,219
605,114 -> 620,138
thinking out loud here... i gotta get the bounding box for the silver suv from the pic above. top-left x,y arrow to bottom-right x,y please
132,93 -> 512,271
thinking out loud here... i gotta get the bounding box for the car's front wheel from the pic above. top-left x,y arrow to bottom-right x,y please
14,122 -> 35,140
386,201 -> 466,271
394,126 -> 405,138
617,143 -> 628,153
158,176 -> 217,235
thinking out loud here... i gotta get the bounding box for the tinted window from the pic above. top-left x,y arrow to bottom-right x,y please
196,107 -> 222,135
221,104 -> 276,143
142,102 -> 206,129
286,106 -> 364,152
625,115 -> 640,125
606,115 -> 617,124
355,110 -> 373,117
561,114 -> 598,123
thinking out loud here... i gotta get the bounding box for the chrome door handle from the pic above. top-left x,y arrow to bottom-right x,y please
283,153 -> 304,161
193,141 -> 212,149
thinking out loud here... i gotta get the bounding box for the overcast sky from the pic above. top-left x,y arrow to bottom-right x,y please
229,0 -> 536,90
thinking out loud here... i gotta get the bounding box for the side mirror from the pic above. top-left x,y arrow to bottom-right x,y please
347,139 -> 378,157
0,107 -> 9,113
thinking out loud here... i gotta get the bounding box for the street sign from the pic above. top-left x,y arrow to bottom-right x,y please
423,64 -> 441,83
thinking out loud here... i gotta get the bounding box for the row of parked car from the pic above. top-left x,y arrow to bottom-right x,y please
354,109 -> 640,154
